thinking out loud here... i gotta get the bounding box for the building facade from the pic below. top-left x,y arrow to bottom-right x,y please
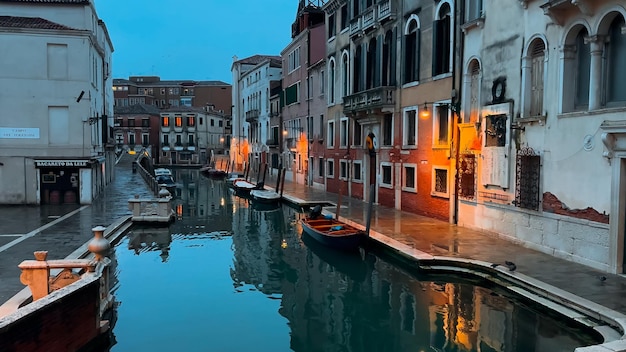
113,76 -> 232,115
0,0 -> 114,205
113,104 -> 161,162
230,55 -> 282,172
159,107 -> 229,166
281,1 -> 326,186
457,0 -> 626,274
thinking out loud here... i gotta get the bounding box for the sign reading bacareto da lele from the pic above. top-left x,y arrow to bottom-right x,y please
35,160 -> 89,167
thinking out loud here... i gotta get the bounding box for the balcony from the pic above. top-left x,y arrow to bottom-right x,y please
540,0 -> 592,25
361,7 -> 375,30
343,86 -> 396,117
377,0 -> 394,22
187,141 -> 196,151
350,1 -> 394,38
349,17 -> 361,37
174,142 -> 183,151
245,109 -> 260,123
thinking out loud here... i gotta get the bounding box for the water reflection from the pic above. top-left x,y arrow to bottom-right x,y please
103,169 -> 600,352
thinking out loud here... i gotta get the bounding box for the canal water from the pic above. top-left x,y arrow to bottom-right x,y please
103,170 -> 601,352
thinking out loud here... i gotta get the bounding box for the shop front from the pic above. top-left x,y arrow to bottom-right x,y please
35,159 -> 90,205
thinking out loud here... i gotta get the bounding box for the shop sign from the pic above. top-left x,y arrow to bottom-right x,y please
35,160 -> 88,167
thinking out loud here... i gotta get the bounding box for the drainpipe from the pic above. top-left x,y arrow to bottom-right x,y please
452,0 -> 466,225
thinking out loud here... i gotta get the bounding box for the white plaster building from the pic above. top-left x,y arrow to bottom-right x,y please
230,55 -> 282,172
0,0 -> 114,204
458,0 -> 626,274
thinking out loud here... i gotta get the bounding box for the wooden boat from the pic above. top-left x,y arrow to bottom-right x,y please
300,215 -> 366,251
250,189 -> 280,204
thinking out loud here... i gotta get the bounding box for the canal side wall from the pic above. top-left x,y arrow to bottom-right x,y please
0,276 -> 101,352
458,202 -> 611,272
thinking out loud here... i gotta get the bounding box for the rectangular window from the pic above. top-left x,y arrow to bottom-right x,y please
466,0 -> 483,21
219,120 -> 223,127
288,47 -> 301,72
327,159 -> 335,178
160,88 -> 165,95
187,116 -> 195,127
285,82 -> 300,105
128,133 -> 135,145
320,71 -> 325,95
188,134 -> 195,145
514,151 -> 541,210
380,163 -> 393,188
340,5 -> 349,30
163,134 -> 169,145
340,117 -> 348,148
141,118 -> 150,127
327,120 -> 335,148
211,119 -> 215,127
328,13 -> 336,39
339,160 -> 348,180
353,161 -> 362,182
47,43 -> 68,80
142,134 -> 149,146
176,134 -> 182,145
307,116 -> 313,140
127,119 -> 135,127
319,114 -> 325,140
353,121 -> 362,146
432,167 -> 449,198
434,104 -> 450,146
403,107 -> 417,147
175,115 -> 182,127
383,114 -> 393,146
318,157 -> 324,177
402,164 -> 417,192
115,118 -> 123,127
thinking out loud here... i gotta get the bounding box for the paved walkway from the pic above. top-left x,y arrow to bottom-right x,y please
2,163 -> 626,342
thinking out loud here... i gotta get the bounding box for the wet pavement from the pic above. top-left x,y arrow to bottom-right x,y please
2,160 -> 626,339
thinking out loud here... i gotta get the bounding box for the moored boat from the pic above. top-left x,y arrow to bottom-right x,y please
250,189 -> 281,204
231,179 -> 263,195
300,206 -> 366,250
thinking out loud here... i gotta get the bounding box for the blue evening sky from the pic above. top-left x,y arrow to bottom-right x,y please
95,0 -> 299,83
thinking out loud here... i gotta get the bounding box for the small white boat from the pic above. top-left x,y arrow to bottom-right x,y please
250,189 -> 281,204
231,178 -> 260,195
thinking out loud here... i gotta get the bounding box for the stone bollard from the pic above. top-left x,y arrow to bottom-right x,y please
158,185 -> 171,198
19,251 -> 50,301
88,226 -> 110,262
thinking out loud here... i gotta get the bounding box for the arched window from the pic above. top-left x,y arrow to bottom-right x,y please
575,29 -> 590,108
468,59 -> 481,122
341,51 -> 350,97
404,16 -> 420,83
366,37 -> 378,89
433,3 -> 452,76
528,39 -> 546,116
382,30 -> 395,86
605,15 -> 626,104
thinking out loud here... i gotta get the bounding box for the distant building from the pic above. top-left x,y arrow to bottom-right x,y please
113,76 -> 232,116
0,0 -> 114,205
159,106 -> 229,166
113,104 -> 161,163
230,55 -> 282,171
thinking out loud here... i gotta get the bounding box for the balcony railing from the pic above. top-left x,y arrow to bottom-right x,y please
245,109 -> 260,123
350,0 -> 393,37
343,86 -> 396,115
